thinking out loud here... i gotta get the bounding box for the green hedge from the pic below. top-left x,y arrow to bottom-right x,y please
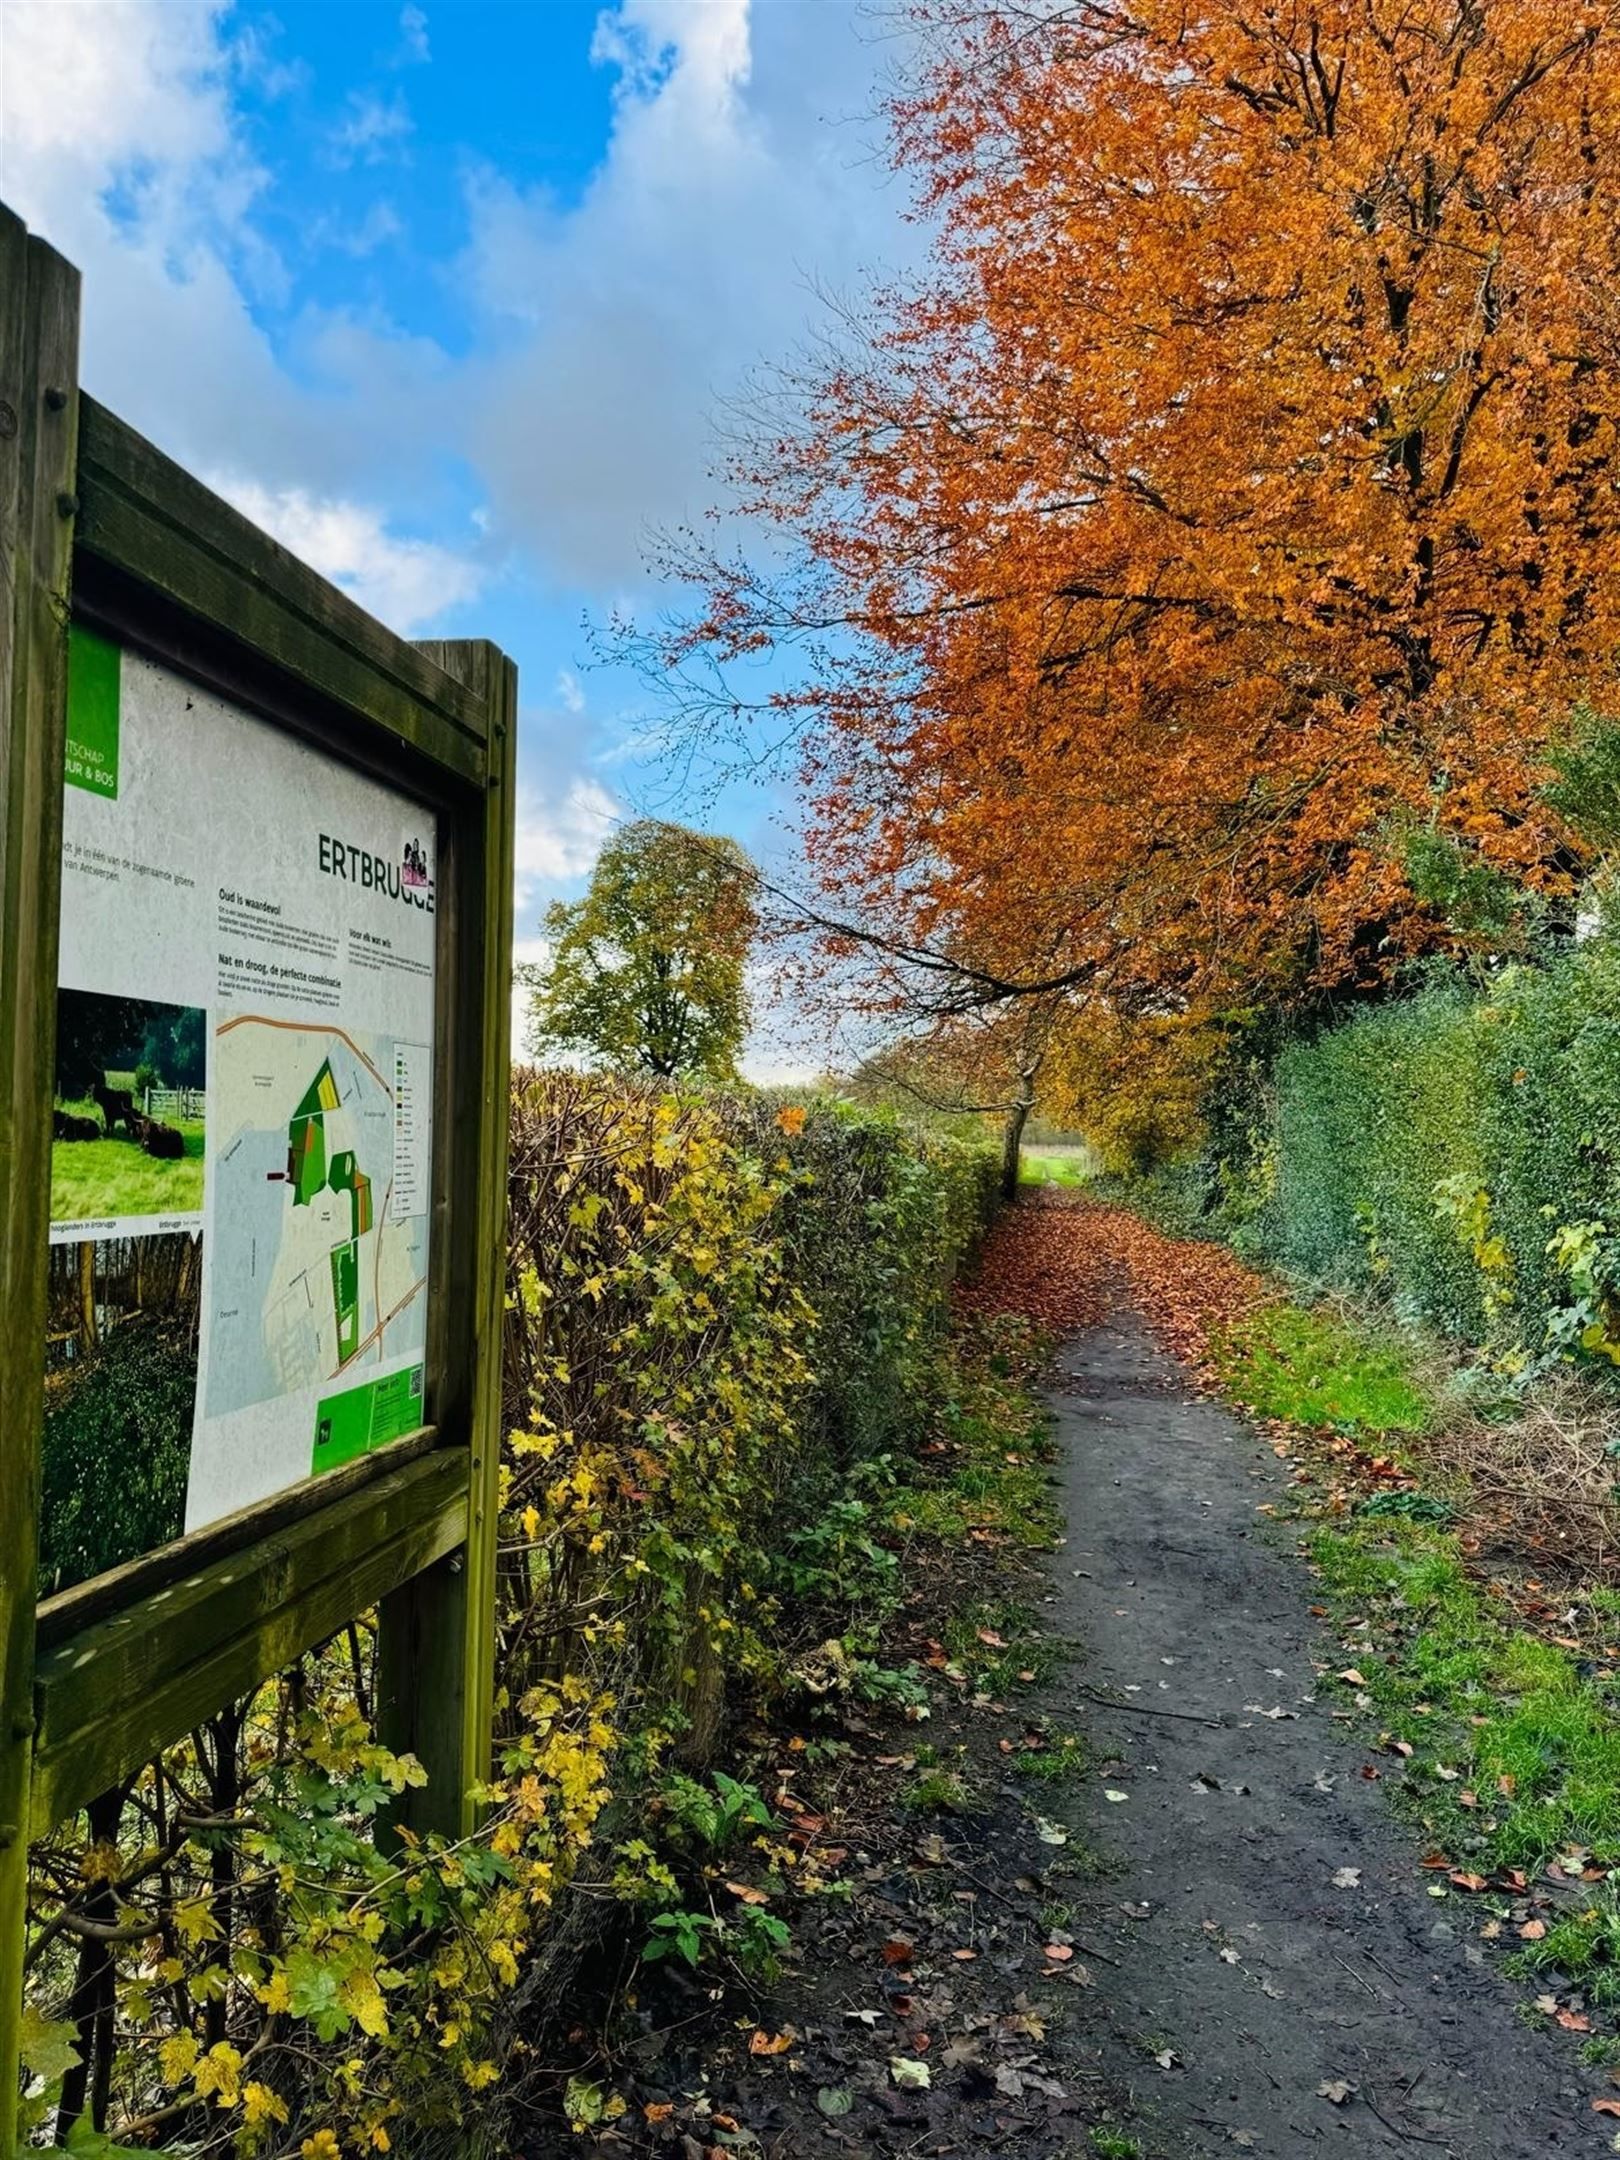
1252,928 -> 1620,1353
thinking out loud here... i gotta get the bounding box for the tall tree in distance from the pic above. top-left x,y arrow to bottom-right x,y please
528,821 -> 757,1080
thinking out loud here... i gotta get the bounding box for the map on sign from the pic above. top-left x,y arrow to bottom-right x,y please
204,1018 -> 430,1427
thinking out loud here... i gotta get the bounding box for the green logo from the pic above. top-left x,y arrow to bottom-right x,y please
64,625 -> 120,799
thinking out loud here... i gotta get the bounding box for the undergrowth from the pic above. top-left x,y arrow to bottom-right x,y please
23,1082 -> 1004,2157
1206,1277 -> 1620,2043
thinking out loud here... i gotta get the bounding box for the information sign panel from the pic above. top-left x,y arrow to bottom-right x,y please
49,626 -> 438,1564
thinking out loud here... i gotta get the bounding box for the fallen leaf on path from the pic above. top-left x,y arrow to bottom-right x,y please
1519,1919 -> 1548,1941
1594,2099 -> 1620,2117
1332,1868 -> 1362,1889
1034,1817 -> 1068,1844
1449,1871 -> 1489,1892
1043,1943 -> 1074,1962
889,2058 -> 931,2090
1558,2010 -> 1593,2032
881,1938 -> 913,1966
748,2030 -> 793,2055
816,2088 -> 852,2118
1317,2081 -> 1355,2104
1103,1789 -> 1130,1803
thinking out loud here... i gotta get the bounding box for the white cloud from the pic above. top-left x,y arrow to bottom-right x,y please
311,200 -> 404,258
555,668 -> 586,714
1,1 -> 248,250
210,477 -> 482,636
327,89 -> 413,167
398,5 -> 431,65
513,777 -> 618,904
509,931 -> 553,1063
460,0 -> 913,587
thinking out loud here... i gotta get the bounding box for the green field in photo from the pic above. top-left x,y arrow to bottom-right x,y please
50,1117 -> 205,1221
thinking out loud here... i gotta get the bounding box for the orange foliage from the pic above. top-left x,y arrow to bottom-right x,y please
663,1 -> 1620,1022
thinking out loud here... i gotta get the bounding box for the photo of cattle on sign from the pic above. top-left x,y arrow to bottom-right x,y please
50,988 -> 206,1223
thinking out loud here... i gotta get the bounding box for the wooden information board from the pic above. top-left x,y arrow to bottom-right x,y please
0,205 -> 516,2151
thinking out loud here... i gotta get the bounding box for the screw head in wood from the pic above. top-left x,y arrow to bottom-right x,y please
44,385 -> 68,411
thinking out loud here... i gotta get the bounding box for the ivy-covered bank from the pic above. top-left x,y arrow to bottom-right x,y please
20,1079 -> 999,2157
1134,916 -> 1620,1376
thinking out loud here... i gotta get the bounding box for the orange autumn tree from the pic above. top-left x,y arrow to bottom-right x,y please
645,0 -> 1620,1042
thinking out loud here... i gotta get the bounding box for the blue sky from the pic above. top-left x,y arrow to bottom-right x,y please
1,0 -> 915,1074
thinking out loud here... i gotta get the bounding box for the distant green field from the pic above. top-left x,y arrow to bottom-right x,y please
1019,1147 -> 1094,1189
50,1117 -> 205,1221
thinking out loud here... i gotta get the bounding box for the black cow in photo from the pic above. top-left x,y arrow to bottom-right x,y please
139,1118 -> 185,1161
53,1110 -> 100,1141
92,1081 -> 136,1137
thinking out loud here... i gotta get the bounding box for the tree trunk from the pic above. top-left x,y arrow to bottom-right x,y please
77,1240 -> 98,1352
1000,1077 -> 1035,1204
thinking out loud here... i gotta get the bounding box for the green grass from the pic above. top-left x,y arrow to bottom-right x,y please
50,1119 -> 205,1221
1213,1304 -> 1431,1436
1510,1887 -> 1620,2004
1019,1147 -> 1093,1189
941,1599 -> 1066,1694
1310,1517 -> 1620,1872
1087,2129 -> 1141,2159
1018,1733 -> 1090,1784
901,1766 -> 980,1815
894,1317 -> 1059,1550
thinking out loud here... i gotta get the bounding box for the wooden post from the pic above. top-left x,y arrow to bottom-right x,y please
377,641 -> 515,1837
77,1241 -> 98,1351
0,208 -> 81,2156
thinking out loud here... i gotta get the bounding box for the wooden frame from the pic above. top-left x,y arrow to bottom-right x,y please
0,206 -> 516,2150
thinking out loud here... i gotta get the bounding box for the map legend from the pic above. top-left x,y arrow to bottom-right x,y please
391,1042 -> 430,1221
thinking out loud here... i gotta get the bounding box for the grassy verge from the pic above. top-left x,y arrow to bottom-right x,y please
894,1310 -> 1060,1550
1213,1303 -> 1432,1437
1207,1294 -> 1620,2044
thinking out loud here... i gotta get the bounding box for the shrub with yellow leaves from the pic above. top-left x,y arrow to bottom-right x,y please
21,1076 -> 996,2157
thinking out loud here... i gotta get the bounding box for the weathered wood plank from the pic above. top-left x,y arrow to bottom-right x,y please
0,207 -> 80,2158
36,1424 -> 439,1651
75,400 -> 489,788
31,1450 -> 468,1834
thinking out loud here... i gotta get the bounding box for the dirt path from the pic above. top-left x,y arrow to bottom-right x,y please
554,1225 -> 1612,2159
1046,1306 -> 1595,2155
